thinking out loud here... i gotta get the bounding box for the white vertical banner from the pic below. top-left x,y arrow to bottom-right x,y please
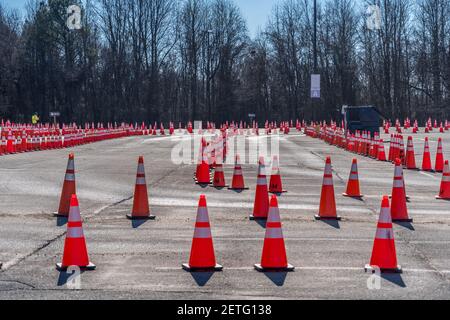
311,74 -> 321,99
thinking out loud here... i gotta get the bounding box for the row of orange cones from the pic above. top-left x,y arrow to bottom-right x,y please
196,154 -> 286,194
52,153 -> 291,272
52,152 -> 449,273
54,177 -> 404,274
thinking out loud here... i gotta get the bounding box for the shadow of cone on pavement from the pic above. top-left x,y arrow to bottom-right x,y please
365,196 -> 402,273
56,194 -> 95,271
127,156 -> 155,221
255,195 -> 294,272
54,153 -> 76,217
182,195 -> 222,272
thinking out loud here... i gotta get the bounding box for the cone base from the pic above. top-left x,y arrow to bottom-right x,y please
269,190 -> 288,194
392,218 -> 413,223
211,185 -> 229,189
228,187 -> 250,191
195,181 -> 212,185
126,214 -> 156,220
315,215 -> 342,221
436,196 -> 450,200
389,195 -> 410,201
56,262 -> 96,271
182,263 -> 223,272
53,212 -> 68,218
406,168 -> 420,171
365,264 -> 402,274
254,264 -> 295,272
342,193 -> 364,198
249,215 -> 267,221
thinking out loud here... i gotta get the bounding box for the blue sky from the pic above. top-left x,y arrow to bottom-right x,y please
1,0 -> 278,38
237,0 -> 278,37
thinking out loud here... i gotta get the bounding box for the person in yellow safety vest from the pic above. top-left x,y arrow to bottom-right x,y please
32,113 -> 40,125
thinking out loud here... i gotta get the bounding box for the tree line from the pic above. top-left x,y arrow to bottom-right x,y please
0,0 -> 449,124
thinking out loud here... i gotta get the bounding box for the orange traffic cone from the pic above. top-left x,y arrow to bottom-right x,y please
56,194 -> 95,271
343,159 -> 363,198
54,153 -> 76,217
250,157 -> 270,221
435,138 -> 444,173
255,195 -> 294,272
422,137 -> 433,171
182,195 -> 222,271
405,136 -> 418,170
365,196 -> 401,273
127,156 -> 155,220
377,139 -> 387,161
212,159 -> 228,188
269,156 -> 287,194
391,159 -> 413,223
315,157 -> 341,221
196,142 -> 211,185
228,154 -> 249,190
436,160 -> 450,200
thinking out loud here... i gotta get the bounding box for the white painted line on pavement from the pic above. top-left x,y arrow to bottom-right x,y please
420,171 -> 439,180
154,266 -> 450,274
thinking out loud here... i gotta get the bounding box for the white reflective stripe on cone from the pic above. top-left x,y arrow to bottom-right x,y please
394,166 -> 403,177
267,209 -> 281,223
194,227 -> 212,239
265,227 -> 283,239
196,207 -> 210,222
65,174 -> 75,181
136,177 -> 146,185
67,161 -> 75,171
257,178 -> 267,185
378,207 -> 392,223
137,164 -> 145,174
442,175 -> 450,182
234,169 -> 243,175
393,180 -> 404,188
323,178 -> 333,186
67,227 -> 84,239
349,174 -> 359,180
375,228 -> 394,240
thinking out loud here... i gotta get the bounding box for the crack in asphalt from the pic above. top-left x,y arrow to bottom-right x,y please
0,232 -> 67,275
0,160 -> 189,283
88,164 -> 188,219
0,280 -> 36,290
